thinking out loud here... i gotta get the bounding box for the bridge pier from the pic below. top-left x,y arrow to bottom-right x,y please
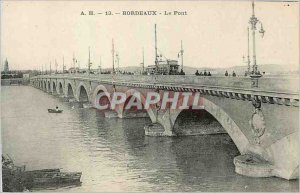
122,111 -> 149,119
51,92 -> 59,97
58,95 -> 69,102
234,154 -> 274,178
104,110 -> 120,118
234,131 -> 299,180
72,100 -> 92,108
144,108 -> 182,137
60,96 -> 76,102
103,108 -> 149,119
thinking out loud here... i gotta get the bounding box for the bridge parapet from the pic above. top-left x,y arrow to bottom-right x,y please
32,74 -> 299,91
31,74 -> 299,105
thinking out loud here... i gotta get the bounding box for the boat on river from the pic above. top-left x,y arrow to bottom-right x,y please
48,109 -> 63,113
25,169 -> 82,187
2,155 -> 82,191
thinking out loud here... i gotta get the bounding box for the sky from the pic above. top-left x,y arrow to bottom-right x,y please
1,0 -> 299,71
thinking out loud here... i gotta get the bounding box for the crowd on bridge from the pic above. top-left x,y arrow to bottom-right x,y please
195,70 -> 211,76
224,71 -> 236,77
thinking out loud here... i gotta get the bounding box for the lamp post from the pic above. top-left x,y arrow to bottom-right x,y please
99,56 -> 102,76
141,47 -> 145,74
50,61 -> 52,75
154,24 -> 158,74
116,52 -> 120,73
249,0 -> 265,87
78,60 -> 80,73
62,56 -> 65,73
55,59 -> 58,74
72,53 -> 76,74
179,40 -> 184,71
88,46 -> 92,75
247,27 -> 251,75
112,39 -> 115,74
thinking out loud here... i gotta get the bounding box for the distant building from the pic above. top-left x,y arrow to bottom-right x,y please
68,67 -> 80,73
4,58 -> 9,73
146,58 -> 179,75
23,73 -> 30,79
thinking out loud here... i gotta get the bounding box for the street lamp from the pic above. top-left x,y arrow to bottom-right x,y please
249,0 -> 265,87
249,0 -> 265,75
55,59 -> 58,74
62,56 -> 65,74
99,56 -> 102,77
88,46 -> 92,75
112,39 -> 115,74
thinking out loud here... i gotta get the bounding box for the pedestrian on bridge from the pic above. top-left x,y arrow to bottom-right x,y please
232,71 -> 236,77
225,71 -> 228,76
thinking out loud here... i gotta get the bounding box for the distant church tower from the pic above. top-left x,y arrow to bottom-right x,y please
4,58 -> 9,73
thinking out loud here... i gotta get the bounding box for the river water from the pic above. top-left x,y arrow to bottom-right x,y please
1,86 -> 298,192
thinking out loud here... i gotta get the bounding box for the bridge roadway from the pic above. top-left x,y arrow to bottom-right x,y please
30,74 -> 299,180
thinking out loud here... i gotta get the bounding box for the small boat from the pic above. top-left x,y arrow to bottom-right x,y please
30,171 -> 82,187
24,169 -> 82,188
25,168 -> 61,174
2,155 -> 81,190
48,109 -> 63,113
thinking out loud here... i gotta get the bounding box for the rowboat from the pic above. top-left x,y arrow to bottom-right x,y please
25,168 -> 61,173
24,169 -> 82,188
31,172 -> 82,186
2,155 -> 82,191
48,109 -> 63,113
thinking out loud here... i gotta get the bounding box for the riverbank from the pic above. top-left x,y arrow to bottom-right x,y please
1,78 -> 30,86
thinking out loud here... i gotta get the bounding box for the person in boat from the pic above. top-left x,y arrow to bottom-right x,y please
55,106 -> 59,112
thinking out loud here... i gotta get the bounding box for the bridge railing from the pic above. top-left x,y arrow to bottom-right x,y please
31,73 -> 299,94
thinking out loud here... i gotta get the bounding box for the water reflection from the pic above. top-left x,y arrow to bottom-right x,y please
1,86 -> 298,192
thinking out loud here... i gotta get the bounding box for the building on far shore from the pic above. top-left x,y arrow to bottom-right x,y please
3,58 -> 9,73
23,73 -> 30,79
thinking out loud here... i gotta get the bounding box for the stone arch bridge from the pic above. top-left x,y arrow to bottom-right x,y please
30,74 -> 299,180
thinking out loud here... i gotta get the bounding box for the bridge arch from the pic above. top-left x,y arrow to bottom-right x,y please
58,81 -> 64,96
42,81 -> 45,90
171,97 -> 250,154
66,82 -> 75,99
91,85 -> 111,109
77,83 -> 90,102
120,89 -> 155,121
173,108 -> 226,136
47,81 -> 51,92
52,81 -> 57,94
